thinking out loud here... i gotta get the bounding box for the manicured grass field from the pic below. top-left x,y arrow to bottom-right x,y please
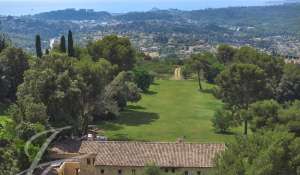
97,80 -> 242,142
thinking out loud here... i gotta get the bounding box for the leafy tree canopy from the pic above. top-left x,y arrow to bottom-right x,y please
216,63 -> 268,109
0,47 -> 29,102
234,46 -> 284,96
277,64 -> 300,102
217,44 -> 237,64
87,35 -> 136,71
103,71 -> 141,111
212,108 -> 234,133
278,100 -> 300,136
247,100 -> 281,132
214,130 -> 300,175
216,63 -> 269,134
133,68 -> 154,92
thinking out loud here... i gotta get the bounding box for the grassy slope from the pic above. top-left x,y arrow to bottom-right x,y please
97,80 -> 242,142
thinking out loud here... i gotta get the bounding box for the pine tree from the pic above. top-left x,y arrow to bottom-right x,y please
59,35 -> 66,53
35,35 -> 43,58
67,30 -> 74,57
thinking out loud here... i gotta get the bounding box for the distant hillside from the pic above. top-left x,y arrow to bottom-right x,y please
30,4 -> 300,35
184,4 -> 300,33
33,9 -> 112,21
1,3 -> 300,51
115,4 -> 300,34
114,10 -> 183,21
31,4 -> 300,34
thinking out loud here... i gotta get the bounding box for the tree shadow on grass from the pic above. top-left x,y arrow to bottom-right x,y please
198,88 -> 220,99
215,131 -> 236,136
117,110 -> 159,126
127,105 -> 146,110
110,133 -> 132,141
98,110 -> 159,131
143,90 -> 158,95
212,128 -> 237,136
99,122 -> 123,131
199,88 -> 214,94
109,133 -> 149,141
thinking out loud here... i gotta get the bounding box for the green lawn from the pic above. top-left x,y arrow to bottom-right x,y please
97,80 -> 242,142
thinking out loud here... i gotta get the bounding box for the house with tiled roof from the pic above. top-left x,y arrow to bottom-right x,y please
49,140 -> 225,175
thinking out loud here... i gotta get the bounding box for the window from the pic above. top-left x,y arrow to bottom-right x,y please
132,169 -> 136,175
165,168 -> 169,173
184,171 -> 189,175
118,169 -> 122,175
101,169 -> 105,174
75,168 -> 80,175
87,158 -> 91,165
171,168 -> 175,173
197,171 -> 201,175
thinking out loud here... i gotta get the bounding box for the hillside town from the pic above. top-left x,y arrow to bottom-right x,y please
1,5 -> 300,61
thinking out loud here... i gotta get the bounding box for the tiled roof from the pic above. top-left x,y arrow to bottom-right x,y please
49,139 -> 81,154
79,141 -> 225,168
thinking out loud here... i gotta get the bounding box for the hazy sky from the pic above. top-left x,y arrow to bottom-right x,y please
0,0 -> 288,15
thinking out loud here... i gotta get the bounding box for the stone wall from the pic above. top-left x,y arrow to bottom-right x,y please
79,157 -> 211,175
56,162 -> 80,175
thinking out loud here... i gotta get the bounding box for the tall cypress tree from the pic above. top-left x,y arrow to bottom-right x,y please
35,35 -> 43,58
60,35 -> 66,53
67,30 -> 74,57
45,48 -> 50,55
0,38 -> 4,53
0,34 -> 9,53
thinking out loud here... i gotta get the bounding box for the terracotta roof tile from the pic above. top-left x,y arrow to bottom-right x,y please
49,139 -> 81,154
78,141 -> 225,168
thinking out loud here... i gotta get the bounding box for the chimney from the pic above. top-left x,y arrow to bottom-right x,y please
176,136 -> 185,143
87,133 -> 94,141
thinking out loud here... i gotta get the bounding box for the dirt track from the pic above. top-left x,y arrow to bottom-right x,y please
173,67 -> 182,80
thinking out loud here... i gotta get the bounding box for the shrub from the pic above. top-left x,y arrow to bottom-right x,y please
133,69 -> 155,92
212,109 -> 233,133
144,164 -> 163,175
